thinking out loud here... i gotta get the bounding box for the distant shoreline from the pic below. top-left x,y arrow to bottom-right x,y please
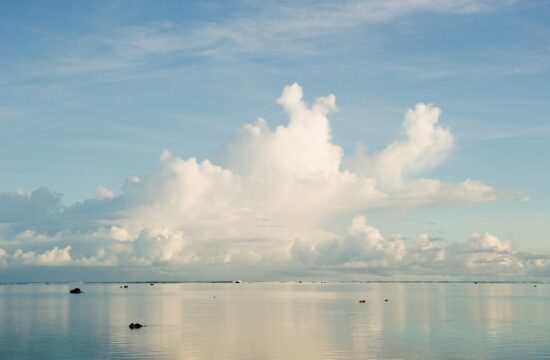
0,280 -> 545,285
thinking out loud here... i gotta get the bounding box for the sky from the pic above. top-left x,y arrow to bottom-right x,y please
1,0 -> 549,281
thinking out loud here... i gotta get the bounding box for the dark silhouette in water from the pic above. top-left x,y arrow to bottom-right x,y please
129,323 -> 144,329
69,288 -> 83,294
359,300 -> 366,303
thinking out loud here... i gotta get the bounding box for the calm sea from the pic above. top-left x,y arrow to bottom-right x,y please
0,282 -> 548,359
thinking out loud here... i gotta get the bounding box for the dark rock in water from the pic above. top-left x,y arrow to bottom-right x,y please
384,299 -> 389,302
69,288 -> 83,294
359,300 -> 366,303
129,323 -> 144,329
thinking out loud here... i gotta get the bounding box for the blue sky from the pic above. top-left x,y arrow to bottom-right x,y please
1,1 -> 549,280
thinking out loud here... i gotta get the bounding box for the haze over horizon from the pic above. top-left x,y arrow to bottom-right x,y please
1,0 -> 549,281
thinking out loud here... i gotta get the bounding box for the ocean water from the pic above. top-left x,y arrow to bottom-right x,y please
0,282 -> 548,359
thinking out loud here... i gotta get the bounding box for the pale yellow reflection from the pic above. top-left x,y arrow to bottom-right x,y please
105,283 -> 369,359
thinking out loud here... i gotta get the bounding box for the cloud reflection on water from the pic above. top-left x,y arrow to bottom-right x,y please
0,283 -> 549,359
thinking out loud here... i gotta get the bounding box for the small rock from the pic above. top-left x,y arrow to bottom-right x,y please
69,288 -> 83,294
129,323 -> 144,329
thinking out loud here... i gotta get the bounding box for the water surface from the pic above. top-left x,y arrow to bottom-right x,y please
0,282 -> 548,359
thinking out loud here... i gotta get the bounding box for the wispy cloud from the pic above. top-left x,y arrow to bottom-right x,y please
29,0 -> 512,78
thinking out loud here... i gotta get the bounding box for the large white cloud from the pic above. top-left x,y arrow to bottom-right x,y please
0,83 -> 537,278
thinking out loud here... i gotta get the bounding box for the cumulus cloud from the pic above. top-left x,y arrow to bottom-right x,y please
96,186 -> 115,200
344,103 -> 453,190
0,248 -> 7,268
133,228 -> 187,265
0,188 -> 62,235
291,216 -> 547,276
291,215 -> 407,270
11,246 -> 72,266
0,83 -> 536,278
222,83 -> 340,178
